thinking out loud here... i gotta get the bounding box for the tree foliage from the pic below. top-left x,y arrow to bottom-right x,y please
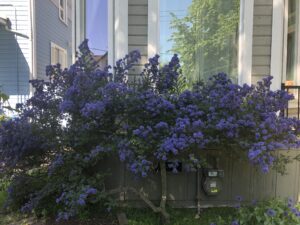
169,0 -> 239,84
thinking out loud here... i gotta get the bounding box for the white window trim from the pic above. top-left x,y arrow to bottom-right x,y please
148,0 -> 159,58
297,1 -> 300,86
108,0 -> 128,66
50,42 -> 68,68
238,0 -> 254,86
71,0 -> 75,63
270,0 -> 285,90
148,0 -> 254,85
59,0 -> 68,25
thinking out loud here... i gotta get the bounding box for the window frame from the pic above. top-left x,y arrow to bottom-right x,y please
59,0 -> 68,25
108,0 -> 128,66
282,0 -> 300,86
272,0 -> 300,90
50,42 -> 68,68
148,0 -> 254,85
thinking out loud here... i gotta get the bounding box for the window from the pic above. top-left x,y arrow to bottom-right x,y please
59,0 -> 68,25
51,43 -> 67,68
285,0 -> 299,86
159,0 -> 240,85
85,0 -> 108,68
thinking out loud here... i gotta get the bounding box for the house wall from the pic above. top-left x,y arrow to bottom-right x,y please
251,0 -> 273,84
0,0 -> 31,106
35,0 -> 73,79
127,0 -> 275,85
122,0 -> 300,205
128,0 -> 148,81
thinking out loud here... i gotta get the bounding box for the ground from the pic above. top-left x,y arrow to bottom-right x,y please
0,208 -> 235,225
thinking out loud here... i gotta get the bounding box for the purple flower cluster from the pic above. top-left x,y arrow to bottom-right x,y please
129,157 -> 152,177
286,198 -> 300,218
0,118 -> 49,170
56,186 -> 98,221
141,54 -> 181,94
117,71 -> 300,176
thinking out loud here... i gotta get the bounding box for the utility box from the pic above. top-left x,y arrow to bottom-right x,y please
202,169 -> 224,196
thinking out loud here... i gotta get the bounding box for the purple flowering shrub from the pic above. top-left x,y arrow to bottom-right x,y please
120,69 -> 300,177
0,40 -> 141,219
0,39 -> 299,222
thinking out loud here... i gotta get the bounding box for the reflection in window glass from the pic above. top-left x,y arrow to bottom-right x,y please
286,0 -> 298,85
86,0 -> 108,68
160,0 -> 239,85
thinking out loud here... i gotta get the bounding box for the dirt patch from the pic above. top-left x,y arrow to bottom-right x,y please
0,214 -> 118,225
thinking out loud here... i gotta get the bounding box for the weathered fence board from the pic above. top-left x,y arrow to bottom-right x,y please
102,150 -> 300,207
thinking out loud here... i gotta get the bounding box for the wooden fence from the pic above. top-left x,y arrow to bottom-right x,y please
102,150 -> 300,207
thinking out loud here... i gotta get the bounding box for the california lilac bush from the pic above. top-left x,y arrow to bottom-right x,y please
0,39 -> 299,222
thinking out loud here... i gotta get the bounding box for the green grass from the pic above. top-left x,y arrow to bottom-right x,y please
126,207 -> 236,225
0,191 -> 7,209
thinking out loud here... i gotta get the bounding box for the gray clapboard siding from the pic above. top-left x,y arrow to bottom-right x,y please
35,0 -> 73,79
251,0 -> 273,83
128,0 -> 148,80
0,0 -> 31,101
129,26 -> 147,36
255,0 -> 273,5
129,5 -> 148,15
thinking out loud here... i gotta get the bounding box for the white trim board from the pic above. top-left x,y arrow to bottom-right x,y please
238,0 -> 254,86
108,0 -> 128,66
108,0 -> 114,66
148,0 -> 159,58
270,0 -> 285,91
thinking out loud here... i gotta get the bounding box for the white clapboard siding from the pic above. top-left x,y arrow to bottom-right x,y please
35,0 -> 73,79
0,0 -> 31,107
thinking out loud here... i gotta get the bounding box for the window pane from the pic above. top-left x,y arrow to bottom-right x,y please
160,0 -> 239,85
55,48 -> 60,64
286,0 -> 298,85
60,0 -> 64,8
59,50 -> 66,68
60,9 -> 64,20
286,32 -> 296,83
86,0 -> 108,68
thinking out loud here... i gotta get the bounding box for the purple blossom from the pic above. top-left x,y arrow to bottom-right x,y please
85,187 -> 97,195
266,208 -> 276,217
77,198 -> 86,206
235,195 -> 243,202
231,220 -> 239,225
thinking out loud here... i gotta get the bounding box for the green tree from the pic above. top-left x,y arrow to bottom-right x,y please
169,0 -> 240,85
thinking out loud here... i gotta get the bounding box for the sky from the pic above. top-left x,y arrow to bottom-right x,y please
86,0 -> 108,56
160,0 -> 192,62
85,0 -> 192,58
